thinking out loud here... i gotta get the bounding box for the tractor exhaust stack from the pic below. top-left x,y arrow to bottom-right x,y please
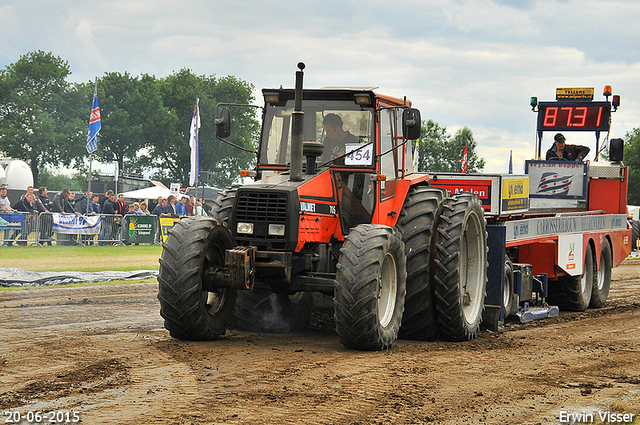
290,62 -> 305,182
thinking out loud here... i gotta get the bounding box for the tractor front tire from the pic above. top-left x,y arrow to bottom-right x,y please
158,217 -> 237,340
434,193 -> 488,341
334,224 -> 406,351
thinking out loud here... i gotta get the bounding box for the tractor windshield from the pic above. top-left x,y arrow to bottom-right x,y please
260,99 -> 374,168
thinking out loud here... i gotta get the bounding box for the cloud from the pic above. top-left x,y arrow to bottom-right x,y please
1,0 -> 639,173
440,0 -> 541,37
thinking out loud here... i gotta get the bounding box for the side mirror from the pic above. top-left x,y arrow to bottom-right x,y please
610,138 -> 624,162
403,108 -> 421,140
215,106 -> 231,138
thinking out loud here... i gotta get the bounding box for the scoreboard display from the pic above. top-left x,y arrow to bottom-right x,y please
536,101 -> 611,132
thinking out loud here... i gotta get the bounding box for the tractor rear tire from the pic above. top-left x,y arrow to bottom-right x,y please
334,224 -> 406,351
549,244 -> 594,311
395,186 -> 446,341
590,239 -> 612,308
158,217 -> 237,340
434,193 -> 488,341
233,290 -> 314,333
211,185 -> 239,222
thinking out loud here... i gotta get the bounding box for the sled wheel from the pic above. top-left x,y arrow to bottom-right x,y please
434,193 -> 488,341
590,239 -> 612,308
631,220 -> 640,251
551,243 -> 594,312
158,217 -> 237,340
503,257 -> 515,317
395,186 -> 446,340
334,224 -> 406,351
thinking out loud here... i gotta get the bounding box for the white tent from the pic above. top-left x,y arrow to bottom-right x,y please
120,185 -> 171,201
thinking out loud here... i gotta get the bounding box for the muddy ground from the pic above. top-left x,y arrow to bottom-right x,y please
1,260 -> 639,425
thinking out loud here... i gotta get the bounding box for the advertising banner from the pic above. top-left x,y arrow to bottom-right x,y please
431,177 -> 494,210
501,176 -> 530,213
558,234 -> 583,276
52,214 -> 101,235
125,215 -> 155,244
504,214 -> 627,243
159,217 -> 181,242
0,213 -> 24,231
525,161 -> 587,199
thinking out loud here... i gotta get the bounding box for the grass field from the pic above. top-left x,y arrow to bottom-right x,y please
0,245 -> 163,272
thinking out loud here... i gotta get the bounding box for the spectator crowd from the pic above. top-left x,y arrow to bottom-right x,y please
1,185 -> 213,247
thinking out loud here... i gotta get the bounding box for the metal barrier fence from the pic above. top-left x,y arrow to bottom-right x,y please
0,213 -> 163,247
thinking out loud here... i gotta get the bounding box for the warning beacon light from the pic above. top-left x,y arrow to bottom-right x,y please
612,95 -> 620,111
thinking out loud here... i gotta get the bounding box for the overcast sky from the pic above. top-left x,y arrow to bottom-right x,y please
2,0 -> 639,173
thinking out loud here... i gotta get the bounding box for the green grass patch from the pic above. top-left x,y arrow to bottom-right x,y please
0,245 -> 163,272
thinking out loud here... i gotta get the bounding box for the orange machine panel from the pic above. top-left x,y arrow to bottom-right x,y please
588,168 -> 628,215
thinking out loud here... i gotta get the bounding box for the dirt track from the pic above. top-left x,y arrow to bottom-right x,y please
1,260 -> 640,425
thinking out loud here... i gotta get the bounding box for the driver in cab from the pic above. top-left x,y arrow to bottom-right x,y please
322,113 -> 357,161
546,133 -> 590,162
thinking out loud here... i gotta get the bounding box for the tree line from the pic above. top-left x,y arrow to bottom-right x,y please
0,50 -> 257,189
415,119 -> 485,173
623,129 -> 640,206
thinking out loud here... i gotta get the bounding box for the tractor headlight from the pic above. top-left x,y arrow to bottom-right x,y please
268,224 -> 285,236
237,222 -> 254,235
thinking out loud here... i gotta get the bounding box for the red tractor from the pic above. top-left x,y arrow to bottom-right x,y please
158,63 -> 487,350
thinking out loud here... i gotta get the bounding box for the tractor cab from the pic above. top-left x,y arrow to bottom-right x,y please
259,88 -> 376,174
216,84 -> 421,244
256,88 -> 419,175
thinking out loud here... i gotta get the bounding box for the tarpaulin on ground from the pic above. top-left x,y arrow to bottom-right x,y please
0,268 -> 158,287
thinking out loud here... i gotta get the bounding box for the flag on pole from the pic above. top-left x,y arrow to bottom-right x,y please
189,99 -> 201,186
461,143 -> 468,173
86,89 -> 101,153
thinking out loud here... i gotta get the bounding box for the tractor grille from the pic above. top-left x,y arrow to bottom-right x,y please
236,191 -> 288,223
235,190 -> 289,249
